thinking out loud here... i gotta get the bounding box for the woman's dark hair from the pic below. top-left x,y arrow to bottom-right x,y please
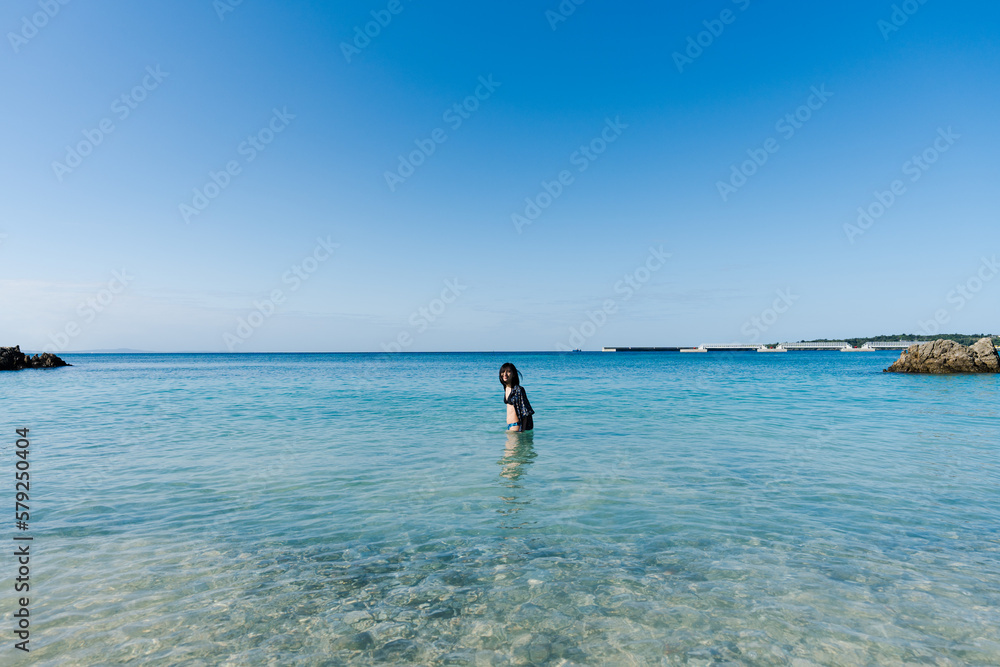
499,362 -> 522,387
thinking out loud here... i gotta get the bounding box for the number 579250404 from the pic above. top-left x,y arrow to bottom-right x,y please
15,428 -> 30,527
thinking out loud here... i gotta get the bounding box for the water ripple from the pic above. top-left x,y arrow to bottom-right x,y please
5,352 -> 998,664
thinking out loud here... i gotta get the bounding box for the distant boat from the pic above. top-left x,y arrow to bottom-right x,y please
756,345 -> 787,353
680,347 -> 707,353
572,349 -> 582,352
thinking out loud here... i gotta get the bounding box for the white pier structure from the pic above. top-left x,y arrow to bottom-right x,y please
621,340 -> 931,353
783,342 -> 850,351
695,342 -> 849,352
861,341 -> 928,350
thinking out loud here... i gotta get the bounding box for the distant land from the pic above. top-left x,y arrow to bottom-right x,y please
609,333 -> 1000,353
25,348 -> 155,354
802,334 -> 999,347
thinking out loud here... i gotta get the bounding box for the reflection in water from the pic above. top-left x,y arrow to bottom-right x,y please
497,431 -> 536,529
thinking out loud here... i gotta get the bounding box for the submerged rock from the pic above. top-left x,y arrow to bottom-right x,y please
884,337 -> 999,374
373,638 -> 418,662
0,345 -> 71,371
332,631 -> 374,651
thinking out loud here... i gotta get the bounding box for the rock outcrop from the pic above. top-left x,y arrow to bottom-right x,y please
0,346 -> 71,371
884,337 -> 1000,373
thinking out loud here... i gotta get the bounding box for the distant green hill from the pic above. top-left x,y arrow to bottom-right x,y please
802,334 -> 999,347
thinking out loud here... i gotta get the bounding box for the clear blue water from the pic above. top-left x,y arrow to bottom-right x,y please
2,351 -> 998,665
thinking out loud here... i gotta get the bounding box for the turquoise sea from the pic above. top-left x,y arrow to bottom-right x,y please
2,351 -> 999,665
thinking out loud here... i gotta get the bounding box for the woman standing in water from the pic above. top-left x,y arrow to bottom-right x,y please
499,363 -> 534,432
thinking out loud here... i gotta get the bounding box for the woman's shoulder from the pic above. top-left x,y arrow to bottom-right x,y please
511,385 -> 530,402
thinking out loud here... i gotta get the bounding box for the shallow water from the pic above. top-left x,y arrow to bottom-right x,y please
2,351 -> 998,665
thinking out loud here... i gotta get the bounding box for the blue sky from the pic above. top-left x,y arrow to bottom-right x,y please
1,0 -> 998,352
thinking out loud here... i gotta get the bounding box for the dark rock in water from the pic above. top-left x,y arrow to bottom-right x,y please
374,638 -> 418,661
437,649 -> 479,665
332,631 -> 374,651
424,605 -> 457,619
511,634 -> 553,665
885,337 -> 999,373
0,346 -> 71,371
